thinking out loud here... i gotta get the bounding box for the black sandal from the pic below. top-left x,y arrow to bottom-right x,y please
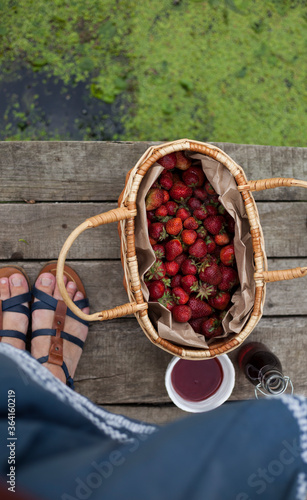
31,262 -> 89,390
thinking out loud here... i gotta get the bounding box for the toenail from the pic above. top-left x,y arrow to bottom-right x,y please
12,277 -> 22,286
68,282 -> 75,289
41,277 -> 53,286
0,279 -> 7,284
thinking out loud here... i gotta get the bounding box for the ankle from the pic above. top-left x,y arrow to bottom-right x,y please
43,362 -> 66,384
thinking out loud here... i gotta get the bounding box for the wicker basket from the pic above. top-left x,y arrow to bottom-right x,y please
57,139 -> 307,359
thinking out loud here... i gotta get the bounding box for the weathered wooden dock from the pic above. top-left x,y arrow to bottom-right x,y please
1,141 -> 306,424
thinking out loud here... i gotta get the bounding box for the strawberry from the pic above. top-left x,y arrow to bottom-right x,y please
160,171 -> 173,190
165,239 -> 183,261
187,197 -> 202,211
181,229 -> 197,246
173,287 -> 189,305
210,195 -> 220,205
147,210 -> 156,222
182,170 -> 199,187
155,205 -> 168,218
171,274 -> 182,288
175,151 -> 192,170
181,275 -> 199,294
152,244 -> 166,259
165,261 -> 180,277
203,215 -> 224,235
174,253 -> 186,267
201,316 -> 223,338
218,266 -> 239,291
165,201 -> 178,216
181,258 -> 197,275
188,294 -> 213,319
215,232 -> 230,246
193,206 -> 208,220
145,260 -> 166,281
183,165 -> 205,186
149,222 -> 167,241
208,291 -> 231,311
194,186 -> 208,201
145,188 -> 164,211
158,291 -> 176,311
205,235 -> 216,254
188,239 -> 207,259
149,236 -> 157,246
172,305 -> 192,323
162,190 -> 170,203
170,181 -> 193,202
189,317 -> 207,334
176,207 -> 191,221
151,180 -> 160,189
220,244 -> 235,266
196,283 -> 218,300
147,280 -> 165,300
183,216 -> 199,230
157,153 -> 177,170
199,262 -> 222,285
205,181 -> 216,196
205,204 -> 218,216
165,217 -> 183,236
196,226 -> 207,240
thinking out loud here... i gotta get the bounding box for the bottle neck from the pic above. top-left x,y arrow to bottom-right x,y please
261,369 -> 287,395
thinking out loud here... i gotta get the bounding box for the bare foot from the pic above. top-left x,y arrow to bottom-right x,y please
0,273 -> 29,349
31,272 -> 89,385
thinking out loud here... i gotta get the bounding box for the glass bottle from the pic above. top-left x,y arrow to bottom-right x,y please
237,342 -> 293,398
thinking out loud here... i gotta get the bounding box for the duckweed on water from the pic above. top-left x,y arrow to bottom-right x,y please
0,0 -> 306,145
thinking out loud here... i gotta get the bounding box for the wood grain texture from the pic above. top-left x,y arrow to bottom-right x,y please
71,316 -> 307,405
1,141 -> 306,424
1,202 -> 307,260
1,141 -> 307,201
3,259 -> 307,316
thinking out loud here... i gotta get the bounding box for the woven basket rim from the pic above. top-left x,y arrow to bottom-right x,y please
118,139 -> 267,359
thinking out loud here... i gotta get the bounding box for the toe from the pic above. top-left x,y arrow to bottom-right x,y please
0,277 -> 10,300
9,273 -> 29,297
74,291 -> 90,315
54,278 -> 76,301
35,272 -> 57,296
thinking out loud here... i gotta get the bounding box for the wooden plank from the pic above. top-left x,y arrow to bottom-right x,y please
3,259 -> 307,315
72,317 -> 307,404
1,202 -> 307,260
1,142 -> 307,201
102,405 -> 186,425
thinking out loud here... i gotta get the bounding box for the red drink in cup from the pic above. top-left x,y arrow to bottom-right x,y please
165,355 -> 235,413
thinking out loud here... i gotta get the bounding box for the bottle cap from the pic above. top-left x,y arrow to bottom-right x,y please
165,354 -> 235,413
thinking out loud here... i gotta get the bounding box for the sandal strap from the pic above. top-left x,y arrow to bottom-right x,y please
31,328 -> 84,349
0,330 -> 26,342
32,287 -> 89,326
1,292 -> 32,319
0,292 -> 31,342
36,356 -> 74,390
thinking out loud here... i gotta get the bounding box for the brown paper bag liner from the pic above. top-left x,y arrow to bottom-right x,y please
119,152 -> 255,349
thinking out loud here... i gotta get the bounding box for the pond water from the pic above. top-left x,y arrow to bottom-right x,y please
0,65 -> 125,140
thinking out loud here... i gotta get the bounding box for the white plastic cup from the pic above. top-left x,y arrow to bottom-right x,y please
165,354 -> 235,413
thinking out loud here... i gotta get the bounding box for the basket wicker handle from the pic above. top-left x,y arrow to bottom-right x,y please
56,207 -> 147,322
239,177 -> 307,283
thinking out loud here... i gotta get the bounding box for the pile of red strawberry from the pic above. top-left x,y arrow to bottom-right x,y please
145,151 -> 239,340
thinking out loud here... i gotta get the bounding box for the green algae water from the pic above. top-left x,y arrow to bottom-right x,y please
0,0 -> 306,144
